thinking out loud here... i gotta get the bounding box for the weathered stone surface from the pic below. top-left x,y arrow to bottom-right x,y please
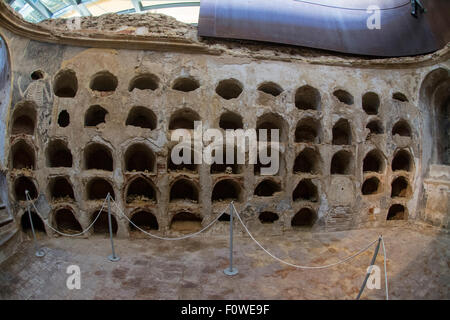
0,5 -> 448,298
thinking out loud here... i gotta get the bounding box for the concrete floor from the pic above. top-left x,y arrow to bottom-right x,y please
0,223 -> 449,300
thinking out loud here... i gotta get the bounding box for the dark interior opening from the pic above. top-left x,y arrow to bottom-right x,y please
392,150 -> 412,172
393,92 -> 408,102
129,73 -> 159,91
332,119 -> 351,145
366,119 -> 384,135
49,177 -> 75,201
216,79 -> 243,100
387,204 -> 407,220
392,120 -> 412,137
295,85 -> 321,110
11,102 -> 36,135
47,140 -> 72,168
53,69 -> 78,98
218,213 -> 230,222
125,144 -> 155,172
21,211 -> 45,235
11,140 -> 35,170
293,148 -> 320,174
259,212 -> 279,224
14,176 -> 37,200
363,150 -> 384,173
254,179 -> 281,197
362,177 -> 380,195
333,90 -> 354,105
291,208 -> 316,227
31,70 -> 43,80
126,106 -> 157,129
331,150 -> 353,175
170,179 -> 198,202
130,211 -> 159,232
256,113 -> 286,142
54,208 -> 82,234
84,143 -> 113,171
293,179 -> 318,202
85,105 -> 108,127
126,177 -> 156,203
210,146 -> 241,174
170,212 -> 202,232
212,179 -> 241,202
258,82 -> 283,97
58,110 -> 70,127
219,111 -> 243,130
172,77 -> 200,92
87,178 -> 115,200
12,115 -> 34,135
295,118 -> 321,143
90,71 -> 118,92
391,176 -> 409,198
362,92 -> 380,115
92,210 -> 118,235
169,108 -> 200,130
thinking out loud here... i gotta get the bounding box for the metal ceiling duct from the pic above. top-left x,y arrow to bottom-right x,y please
198,0 -> 450,57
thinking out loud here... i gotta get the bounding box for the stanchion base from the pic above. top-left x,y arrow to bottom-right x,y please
224,267 -> 238,276
35,250 -> 45,257
108,255 -> 120,262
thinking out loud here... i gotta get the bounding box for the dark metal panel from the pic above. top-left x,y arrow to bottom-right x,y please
198,0 -> 450,57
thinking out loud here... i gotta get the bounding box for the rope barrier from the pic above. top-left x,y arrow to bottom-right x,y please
231,203 -> 379,270
26,192 -> 108,237
111,198 -> 224,241
25,189 -> 390,299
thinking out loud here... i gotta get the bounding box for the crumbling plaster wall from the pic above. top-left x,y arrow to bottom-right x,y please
0,13 -> 448,241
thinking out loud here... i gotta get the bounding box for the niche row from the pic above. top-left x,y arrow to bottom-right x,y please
10,99 -> 413,146
21,199 -> 407,238
13,173 -> 312,205
21,204 -> 319,238
47,68 -> 408,110
54,107 -> 413,150
12,146 -> 414,207
15,176 -> 317,233
9,135 -> 415,176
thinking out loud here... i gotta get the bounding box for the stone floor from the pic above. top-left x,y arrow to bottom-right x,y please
0,222 -> 449,300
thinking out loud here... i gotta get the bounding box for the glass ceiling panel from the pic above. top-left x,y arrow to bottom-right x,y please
2,0 -> 200,24
40,0 -> 72,13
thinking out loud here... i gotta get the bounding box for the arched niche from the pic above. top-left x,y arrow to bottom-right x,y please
419,68 -> 450,165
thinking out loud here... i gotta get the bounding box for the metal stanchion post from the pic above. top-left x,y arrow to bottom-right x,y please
107,193 -> 120,262
224,202 -> 238,276
25,190 -> 45,257
356,236 -> 382,300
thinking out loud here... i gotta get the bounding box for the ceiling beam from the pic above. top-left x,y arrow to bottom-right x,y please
71,0 -> 92,16
131,0 -> 143,13
23,0 -> 52,19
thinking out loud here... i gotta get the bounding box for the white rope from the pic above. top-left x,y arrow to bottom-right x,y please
26,193 -> 108,237
231,203 -> 378,270
381,236 -> 389,300
111,198 -> 224,241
